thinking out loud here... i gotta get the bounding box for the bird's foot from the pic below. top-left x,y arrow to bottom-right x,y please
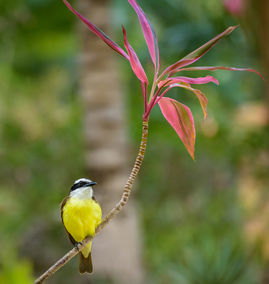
75,242 -> 83,251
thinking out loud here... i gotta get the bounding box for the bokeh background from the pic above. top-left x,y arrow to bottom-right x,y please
0,0 -> 268,283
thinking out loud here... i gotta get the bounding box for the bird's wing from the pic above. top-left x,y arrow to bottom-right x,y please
60,196 -> 77,245
60,196 -> 69,222
92,196 -> 97,202
92,197 -> 102,226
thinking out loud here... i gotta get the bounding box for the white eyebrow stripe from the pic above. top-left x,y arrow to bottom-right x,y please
74,178 -> 92,184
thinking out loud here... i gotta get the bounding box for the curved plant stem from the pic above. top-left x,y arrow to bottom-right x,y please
34,121 -> 149,284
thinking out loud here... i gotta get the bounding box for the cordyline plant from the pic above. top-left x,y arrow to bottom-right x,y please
34,0 -> 262,283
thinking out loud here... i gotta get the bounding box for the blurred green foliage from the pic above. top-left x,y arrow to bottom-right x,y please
0,0 -> 267,283
0,0 -> 84,282
0,248 -> 33,284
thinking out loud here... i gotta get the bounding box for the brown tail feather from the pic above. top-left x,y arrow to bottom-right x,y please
79,252 -> 93,274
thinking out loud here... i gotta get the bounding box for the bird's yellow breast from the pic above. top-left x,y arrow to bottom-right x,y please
62,197 -> 102,242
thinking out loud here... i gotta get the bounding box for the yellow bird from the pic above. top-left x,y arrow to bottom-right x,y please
60,178 -> 102,273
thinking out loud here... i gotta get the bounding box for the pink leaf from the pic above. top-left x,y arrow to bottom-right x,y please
128,0 -> 159,72
160,26 -> 238,78
158,97 -> 196,159
170,66 -> 264,79
63,0 -> 129,60
158,75 -> 219,88
122,26 -> 148,84
178,84 -> 209,119
155,83 -> 208,119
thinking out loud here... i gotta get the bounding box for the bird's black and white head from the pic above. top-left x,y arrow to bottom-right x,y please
70,178 -> 97,199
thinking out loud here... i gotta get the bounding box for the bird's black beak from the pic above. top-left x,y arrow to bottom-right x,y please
87,181 -> 97,186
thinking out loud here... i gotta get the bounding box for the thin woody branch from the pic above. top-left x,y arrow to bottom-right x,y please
34,121 -> 149,284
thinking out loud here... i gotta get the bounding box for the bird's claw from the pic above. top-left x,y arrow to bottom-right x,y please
75,242 -> 83,251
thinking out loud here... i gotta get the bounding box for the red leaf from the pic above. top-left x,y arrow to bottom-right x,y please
122,26 -> 148,84
155,83 -> 208,119
63,0 -> 129,60
158,97 -> 196,159
128,0 -> 159,71
170,66 -> 264,79
160,26 -> 238,78
158,75 -> 219,88
177,84 -> 209,119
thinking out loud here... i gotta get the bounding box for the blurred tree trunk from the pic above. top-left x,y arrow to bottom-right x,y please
242,1 -> 269,283
258,3 -> 269,281
247,0 -> 269,110
77,0 -> 143,283
258,0 -> 269,108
